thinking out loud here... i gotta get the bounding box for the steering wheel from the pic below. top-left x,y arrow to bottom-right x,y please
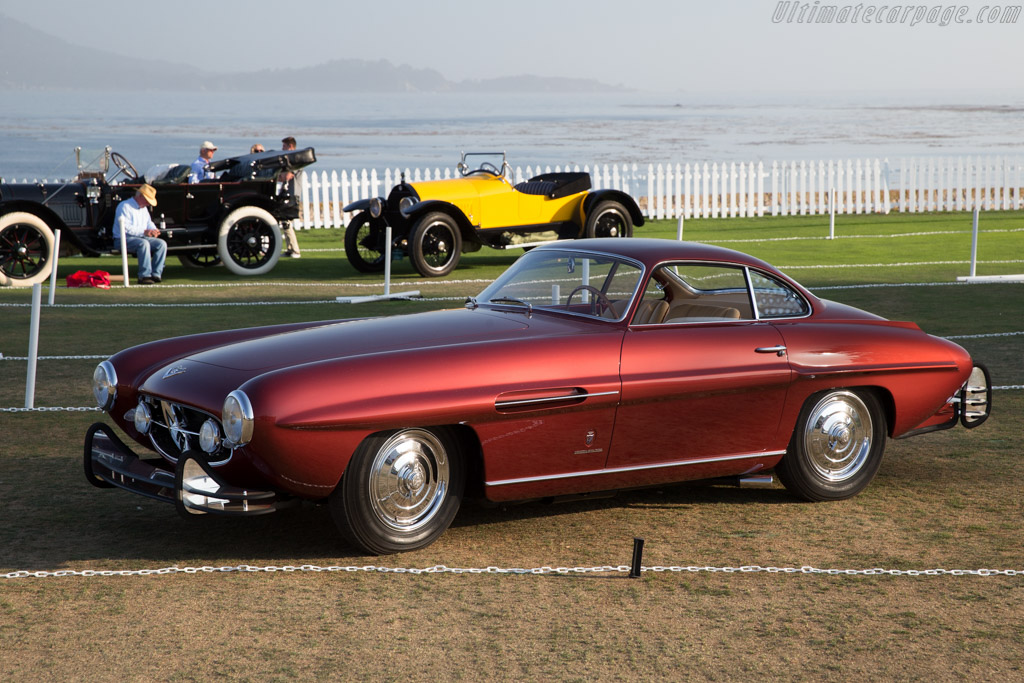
566,285 -> 613,317
478,162 -> 501,176
109,152 -> 139,182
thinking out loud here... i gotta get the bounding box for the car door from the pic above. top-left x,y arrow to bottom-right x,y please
607,263 -> 793,474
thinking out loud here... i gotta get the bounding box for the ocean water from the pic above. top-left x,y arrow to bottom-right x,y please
2,89 -> 1024,181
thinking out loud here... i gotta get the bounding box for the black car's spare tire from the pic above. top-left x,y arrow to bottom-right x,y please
217,206 -> 282,276
0,212 -> 55,287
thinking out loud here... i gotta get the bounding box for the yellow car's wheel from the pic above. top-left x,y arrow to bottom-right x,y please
410,213 -> 462,277
584,200 -> 633,239
344,212 -> 387,273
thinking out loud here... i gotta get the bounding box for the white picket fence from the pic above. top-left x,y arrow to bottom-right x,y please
296,156 -> 1024,228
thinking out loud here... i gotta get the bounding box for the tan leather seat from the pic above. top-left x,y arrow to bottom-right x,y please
633,299 -> 670,325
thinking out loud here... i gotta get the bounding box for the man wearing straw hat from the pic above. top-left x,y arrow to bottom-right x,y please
112,184 -> 167,285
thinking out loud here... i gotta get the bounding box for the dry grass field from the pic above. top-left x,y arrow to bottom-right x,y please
1,212 -> 1022,680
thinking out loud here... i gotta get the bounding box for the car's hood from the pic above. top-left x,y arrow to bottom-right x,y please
186,308 -> 535,372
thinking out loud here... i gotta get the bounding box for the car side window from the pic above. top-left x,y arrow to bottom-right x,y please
634,264 -> 753,325
749,270 -> 810,318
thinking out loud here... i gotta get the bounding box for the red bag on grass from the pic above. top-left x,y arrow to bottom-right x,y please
66,270 -> 112,289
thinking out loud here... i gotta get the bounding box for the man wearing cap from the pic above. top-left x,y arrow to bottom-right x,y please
188,141 -> 217,184
113,184 -> 167,285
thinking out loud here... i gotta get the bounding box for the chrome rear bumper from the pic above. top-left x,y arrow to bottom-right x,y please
84,423 -> 278,517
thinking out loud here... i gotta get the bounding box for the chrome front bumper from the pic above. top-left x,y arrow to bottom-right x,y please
84,423 -> 278,517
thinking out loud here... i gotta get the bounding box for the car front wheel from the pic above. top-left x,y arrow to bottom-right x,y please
410,212 -> 462,277
217,206 -> 282,276
584,200 -> 633,239
0,212 -> 55,287
776,390 -> 887,501
330,427 -> 465,555
343,212 -> 387,273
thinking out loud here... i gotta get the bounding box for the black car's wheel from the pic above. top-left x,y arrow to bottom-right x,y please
217,206 -> 282,276
0,212 -> 55,287
584,200 -> 633,239
776,390 -> 887,501
410,212 -> 462,277
344,212 -> 387,273
178,250 -> 222,268
330,427 -> 465,555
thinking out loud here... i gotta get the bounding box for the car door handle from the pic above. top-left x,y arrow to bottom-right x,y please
755,345 -> 787,356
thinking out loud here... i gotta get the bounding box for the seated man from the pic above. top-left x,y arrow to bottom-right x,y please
188,141 -> 217,183
113,184 -> 166,285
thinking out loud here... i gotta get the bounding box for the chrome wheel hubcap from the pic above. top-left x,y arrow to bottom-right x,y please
803,392 -> 872,482
369,430 -> 449,532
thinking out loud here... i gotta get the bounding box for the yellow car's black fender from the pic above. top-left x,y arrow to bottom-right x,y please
402,200 -> 479,249
582,190 -> 645,229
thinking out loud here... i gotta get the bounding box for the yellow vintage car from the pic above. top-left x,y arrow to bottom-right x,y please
342,152 -> 644,276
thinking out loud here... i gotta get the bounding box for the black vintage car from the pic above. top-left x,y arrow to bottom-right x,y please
0,146 -> 316,286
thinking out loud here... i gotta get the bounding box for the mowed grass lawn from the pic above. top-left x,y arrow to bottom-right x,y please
1,210 -> 1022,680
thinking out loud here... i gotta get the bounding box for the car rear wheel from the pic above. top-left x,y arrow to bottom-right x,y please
178,250 -> 222,268
217,206 -> 282,276
410,212 -> 462,277
343,212 -> 387,273
330,427 -> 464,555
776,390 -> 886,501
0,212 -> 55,287
584,200 -> 633,239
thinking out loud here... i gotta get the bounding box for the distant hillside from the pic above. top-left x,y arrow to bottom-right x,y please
0,13 -> 625,93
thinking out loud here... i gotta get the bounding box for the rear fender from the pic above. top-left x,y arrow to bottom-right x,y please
583,190 -> 645,227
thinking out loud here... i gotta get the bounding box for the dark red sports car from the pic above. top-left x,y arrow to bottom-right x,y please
85,238 -> 991,554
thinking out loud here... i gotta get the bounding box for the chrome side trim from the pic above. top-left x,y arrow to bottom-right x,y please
495,390 -> 619,409
485,450 -> 786,488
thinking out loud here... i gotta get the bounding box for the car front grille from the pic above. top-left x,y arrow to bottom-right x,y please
140,395 -> 232,466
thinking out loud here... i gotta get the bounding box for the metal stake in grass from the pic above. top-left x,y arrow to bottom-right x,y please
629,537 -> 645,578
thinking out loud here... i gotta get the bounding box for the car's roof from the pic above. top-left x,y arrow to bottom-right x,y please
536,238 -> 777,271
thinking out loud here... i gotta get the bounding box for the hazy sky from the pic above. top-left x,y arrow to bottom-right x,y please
4,0 -> 1023,94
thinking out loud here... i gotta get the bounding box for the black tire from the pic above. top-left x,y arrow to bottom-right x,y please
584,200 -> 633,239
0,212 -> 55,287
178,250 -> 222,268
343,212 -> 387,273
409,212 -> 462,277
776,390 -> 887,501
216,206 -> 282,276
330,427 -> 464,555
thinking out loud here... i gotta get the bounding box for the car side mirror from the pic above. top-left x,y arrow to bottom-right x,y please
457,162 -> 468,175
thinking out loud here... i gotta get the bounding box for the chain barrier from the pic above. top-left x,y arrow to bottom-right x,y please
2,563 -> 1021,581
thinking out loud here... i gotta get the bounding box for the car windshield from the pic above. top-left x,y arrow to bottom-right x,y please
460,152 -> 507,176
476,249 -> 644,321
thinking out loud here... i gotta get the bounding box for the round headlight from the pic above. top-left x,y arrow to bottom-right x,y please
398,196 -> 416,217
369,197 -> 384,218
92,361 -> 118,411
222,390 -> 254,447
133,400 -> 152,434
199,419 -> 222,454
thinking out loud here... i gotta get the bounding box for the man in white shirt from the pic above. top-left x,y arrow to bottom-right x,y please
112,184 -> 167,285
188,141 -> 217,183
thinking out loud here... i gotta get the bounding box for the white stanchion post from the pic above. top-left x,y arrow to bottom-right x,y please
676,215 -> 684,241
829,187 -> 836,240
970,208 -> 979,278
119,220 -> 131,288
25,283 -> 42,409
48,229 -> 61,305
383,225 -> 392,298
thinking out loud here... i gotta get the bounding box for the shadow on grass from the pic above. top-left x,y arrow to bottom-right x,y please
1,470 -> 798,570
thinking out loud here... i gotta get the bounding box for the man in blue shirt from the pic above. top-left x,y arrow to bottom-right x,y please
112,184 -> 167,285
188,141 -> 217,183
